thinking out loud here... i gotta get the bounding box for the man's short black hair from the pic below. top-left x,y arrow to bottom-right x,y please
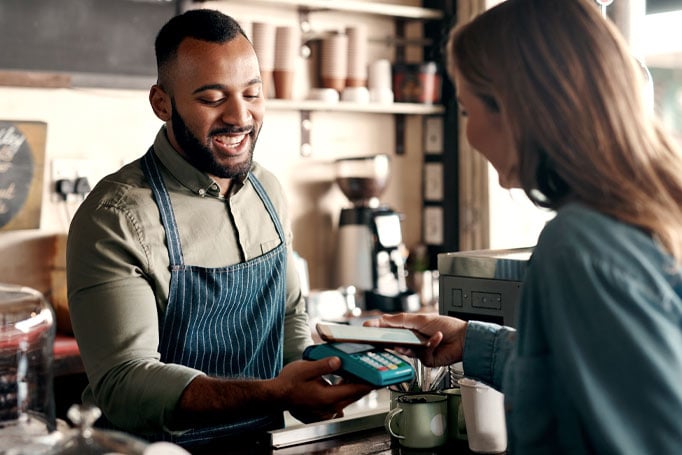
155,9 -> 247,80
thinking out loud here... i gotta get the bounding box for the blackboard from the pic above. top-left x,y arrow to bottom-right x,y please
0,0 -> 176,87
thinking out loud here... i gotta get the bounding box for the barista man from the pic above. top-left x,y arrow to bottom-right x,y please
66,9 -> 373,449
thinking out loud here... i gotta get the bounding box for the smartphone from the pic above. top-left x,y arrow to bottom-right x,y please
316,322 -> 429,347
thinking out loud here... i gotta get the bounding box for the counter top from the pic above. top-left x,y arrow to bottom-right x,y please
192,427 -> 477,454
50,330 -> 487,454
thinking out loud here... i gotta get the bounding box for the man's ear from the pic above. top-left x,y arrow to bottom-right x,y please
149,85 -> 171,121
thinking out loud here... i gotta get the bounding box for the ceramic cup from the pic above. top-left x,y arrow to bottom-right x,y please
384,393 -> 447,449
441,387 -> 467,441
458,378 -> 507,453
341,86 -> 370,103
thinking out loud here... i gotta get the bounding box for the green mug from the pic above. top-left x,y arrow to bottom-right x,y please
441,387 -> 467,440
384,393 -> 447,449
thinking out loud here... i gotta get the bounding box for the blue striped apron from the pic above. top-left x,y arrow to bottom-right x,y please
142,149 -> 286,445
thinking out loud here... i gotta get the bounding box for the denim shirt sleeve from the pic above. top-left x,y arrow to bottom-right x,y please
462,321 -> 516,390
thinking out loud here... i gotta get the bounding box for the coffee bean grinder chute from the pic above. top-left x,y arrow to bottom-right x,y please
333,155 -> 419,313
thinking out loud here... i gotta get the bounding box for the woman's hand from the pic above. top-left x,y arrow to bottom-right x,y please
364,313 -> 467,367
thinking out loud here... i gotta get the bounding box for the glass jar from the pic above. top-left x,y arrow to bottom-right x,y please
0,283 -> 57,453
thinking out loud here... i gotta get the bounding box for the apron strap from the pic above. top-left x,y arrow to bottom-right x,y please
142,148 -> 184,266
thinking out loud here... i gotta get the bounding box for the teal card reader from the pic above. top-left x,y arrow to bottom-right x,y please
303,342 -> 415,387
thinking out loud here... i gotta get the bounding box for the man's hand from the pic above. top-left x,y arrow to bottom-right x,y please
364,313 -> 467,367
275,358 -> 375,423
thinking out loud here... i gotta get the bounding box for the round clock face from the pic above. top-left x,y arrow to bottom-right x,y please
0,122 -> 34,228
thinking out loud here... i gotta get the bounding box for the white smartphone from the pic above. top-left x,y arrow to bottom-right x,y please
316,322 -> 429,347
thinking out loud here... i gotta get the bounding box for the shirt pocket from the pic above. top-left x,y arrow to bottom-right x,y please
504,353 -> 555,448
260,238 -> 282,255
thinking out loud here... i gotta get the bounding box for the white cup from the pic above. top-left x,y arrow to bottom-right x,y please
341,86 -> 370,103
369,87 -> 394,104
458,378 -> 507,454
368,59 -> 392,91
307,88 -> 340,103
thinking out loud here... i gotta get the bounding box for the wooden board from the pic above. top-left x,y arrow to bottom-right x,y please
0,120 -> 47,230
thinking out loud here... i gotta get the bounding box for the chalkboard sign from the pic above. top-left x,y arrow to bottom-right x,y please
0,121 -> 46,231
0,0 -> 176,87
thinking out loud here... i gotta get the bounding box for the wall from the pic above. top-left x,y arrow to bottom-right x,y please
0,0 -> 428,292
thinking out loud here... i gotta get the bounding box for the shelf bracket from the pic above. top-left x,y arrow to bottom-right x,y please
395,114 -> 406,155
300,110 -> 313,157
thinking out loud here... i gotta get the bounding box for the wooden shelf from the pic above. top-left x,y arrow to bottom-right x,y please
216,0 -> 444,20
266,98 -> 444,114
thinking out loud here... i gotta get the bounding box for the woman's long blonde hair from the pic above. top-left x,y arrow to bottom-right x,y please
448,0 -> 682,263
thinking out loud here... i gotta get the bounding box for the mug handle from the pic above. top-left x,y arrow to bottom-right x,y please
384,407 -> 405,439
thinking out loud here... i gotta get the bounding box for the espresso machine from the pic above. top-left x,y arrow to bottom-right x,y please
333,155 -> 419,313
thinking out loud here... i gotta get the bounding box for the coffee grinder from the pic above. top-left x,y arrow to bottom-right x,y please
333,155 -> 419,313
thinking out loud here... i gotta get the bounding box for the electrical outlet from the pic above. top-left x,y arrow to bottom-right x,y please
50,158 -> 93,200
51,158 -> 94,183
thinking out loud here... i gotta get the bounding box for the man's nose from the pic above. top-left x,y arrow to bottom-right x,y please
221,96 -> 252,126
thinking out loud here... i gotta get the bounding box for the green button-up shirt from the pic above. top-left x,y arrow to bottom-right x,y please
66,127 -> 312,434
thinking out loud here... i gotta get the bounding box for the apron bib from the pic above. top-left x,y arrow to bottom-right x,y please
142,149 -> 286,445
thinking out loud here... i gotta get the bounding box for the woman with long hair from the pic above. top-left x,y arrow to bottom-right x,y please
368,1 -> 682,452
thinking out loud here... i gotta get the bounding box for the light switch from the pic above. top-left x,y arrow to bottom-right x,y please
423,162 -> 443,201
423,206 -> 444,245
424,116 -> 443,154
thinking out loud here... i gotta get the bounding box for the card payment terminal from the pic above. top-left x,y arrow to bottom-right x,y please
303,342 -> 415,387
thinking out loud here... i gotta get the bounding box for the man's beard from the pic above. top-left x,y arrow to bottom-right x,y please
170,99 -> 258,179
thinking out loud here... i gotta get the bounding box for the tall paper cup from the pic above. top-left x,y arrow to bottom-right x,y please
345,25 -> 368,87
252,22 -> 276,98
273,26 -> 299,99
321,33 -> 348,92
458,378 -> 507,453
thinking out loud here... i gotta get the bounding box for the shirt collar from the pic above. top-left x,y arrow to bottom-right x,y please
152,126 -> 248,198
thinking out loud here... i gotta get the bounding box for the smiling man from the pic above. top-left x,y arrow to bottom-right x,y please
66,9 -> 372,450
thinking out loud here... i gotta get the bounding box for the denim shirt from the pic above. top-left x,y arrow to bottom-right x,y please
463,203 -> 682,454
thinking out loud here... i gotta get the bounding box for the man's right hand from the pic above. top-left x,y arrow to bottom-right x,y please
274,357 -> 375,423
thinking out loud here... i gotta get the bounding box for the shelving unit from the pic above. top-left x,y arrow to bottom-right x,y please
217,0 -> 444,20
267,99 -> 444,156
212,0 -> 447,154
266,99 -> 444,115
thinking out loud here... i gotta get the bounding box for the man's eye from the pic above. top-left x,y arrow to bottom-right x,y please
200,98 -> 224,105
